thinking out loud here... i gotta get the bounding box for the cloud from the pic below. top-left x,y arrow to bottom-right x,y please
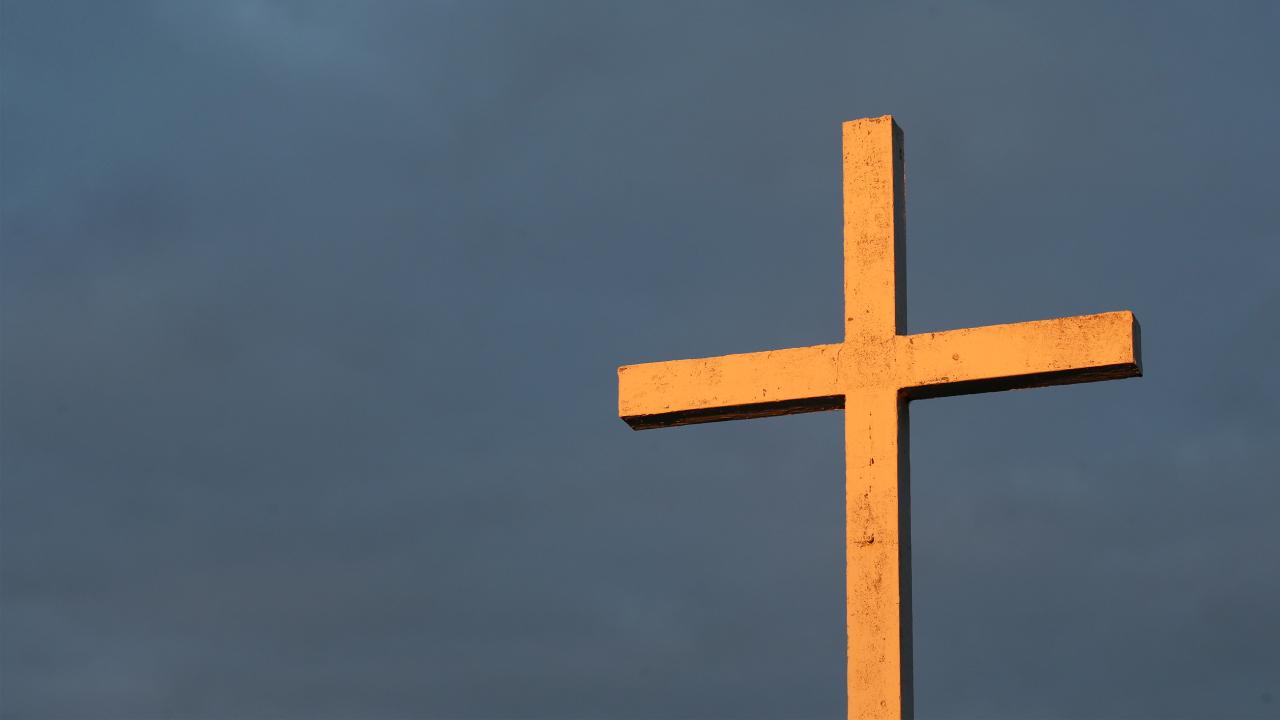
3,2 -> 1278,718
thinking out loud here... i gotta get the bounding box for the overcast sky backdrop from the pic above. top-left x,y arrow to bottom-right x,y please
3,2 -> 1278,719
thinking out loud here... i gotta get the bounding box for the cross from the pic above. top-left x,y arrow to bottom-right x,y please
616,116 -> 1142,720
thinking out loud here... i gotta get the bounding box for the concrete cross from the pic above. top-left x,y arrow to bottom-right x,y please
616,116 -> 1142,720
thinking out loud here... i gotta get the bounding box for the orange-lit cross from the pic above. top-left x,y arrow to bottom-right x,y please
617,116 -> 1142,720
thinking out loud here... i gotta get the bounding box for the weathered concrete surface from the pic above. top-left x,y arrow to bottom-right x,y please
619,344 -> 843,429
617,116 -> 1142,720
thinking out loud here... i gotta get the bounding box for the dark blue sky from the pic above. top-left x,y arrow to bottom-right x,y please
3,2 -> 1278,719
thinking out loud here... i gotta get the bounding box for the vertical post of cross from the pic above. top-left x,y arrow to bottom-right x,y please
843,116 -> 906,340
841,116 -> 913,720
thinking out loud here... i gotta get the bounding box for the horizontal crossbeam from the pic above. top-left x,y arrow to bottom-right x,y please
618,344 -> 843,429
619,312 -> 1140,430
899,311 -> 1142,399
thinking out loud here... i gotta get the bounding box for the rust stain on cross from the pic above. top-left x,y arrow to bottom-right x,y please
617,116 -> 1142,720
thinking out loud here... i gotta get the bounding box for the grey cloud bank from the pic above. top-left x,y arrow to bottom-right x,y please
2,2 -> 1278,719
